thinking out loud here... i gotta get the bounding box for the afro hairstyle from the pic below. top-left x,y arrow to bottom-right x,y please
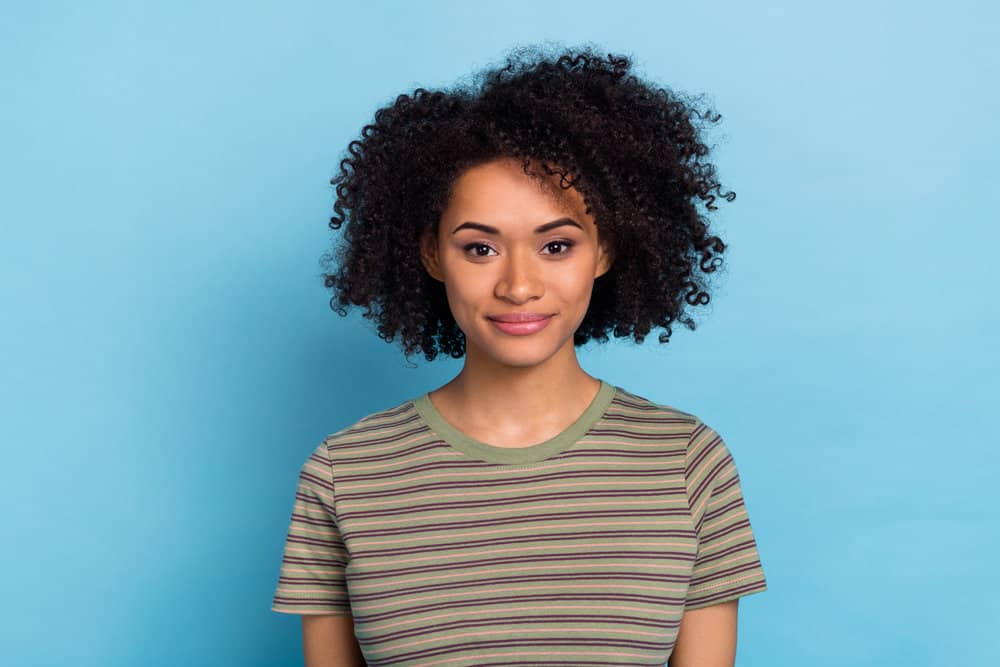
320,43 -> 735,362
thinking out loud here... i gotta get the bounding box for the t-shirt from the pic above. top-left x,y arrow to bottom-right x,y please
271,379 -> 768,665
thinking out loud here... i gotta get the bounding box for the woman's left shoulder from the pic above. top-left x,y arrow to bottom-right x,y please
607,382 -> 703,425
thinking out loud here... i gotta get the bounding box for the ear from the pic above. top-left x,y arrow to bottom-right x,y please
594,236 -> 614,279
419,225 -> 445,282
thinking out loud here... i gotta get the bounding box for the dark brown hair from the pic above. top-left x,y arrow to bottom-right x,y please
321,43 -> 734,362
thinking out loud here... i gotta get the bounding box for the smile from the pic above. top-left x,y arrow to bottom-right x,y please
486,314 -> 554,336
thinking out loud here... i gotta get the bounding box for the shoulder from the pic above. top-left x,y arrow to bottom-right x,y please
608,384 -> 731,464
314,396 -> 423,457
609,383 -> 703,432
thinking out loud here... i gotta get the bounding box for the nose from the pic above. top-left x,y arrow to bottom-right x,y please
494,247 -> 544,304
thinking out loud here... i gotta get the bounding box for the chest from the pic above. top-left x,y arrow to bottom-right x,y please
332,453 -> 698,665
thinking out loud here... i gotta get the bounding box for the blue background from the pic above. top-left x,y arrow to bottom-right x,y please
2,1 -> 997,665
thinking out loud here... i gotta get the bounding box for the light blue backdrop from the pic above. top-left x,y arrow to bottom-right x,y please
2,1 -> 996,665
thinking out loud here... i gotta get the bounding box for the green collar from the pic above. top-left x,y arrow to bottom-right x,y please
412,379 -> 617,465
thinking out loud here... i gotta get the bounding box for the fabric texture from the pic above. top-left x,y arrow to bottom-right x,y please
271,379 -> 767,665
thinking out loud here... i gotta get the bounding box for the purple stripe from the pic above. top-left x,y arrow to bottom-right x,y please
345,550 -> 696,580
689,447 -> 730,509
337,488 -> 685,520
350,529 -> 693,558
299,469 -> 334,493
363,612 -> 678,644
689,561 -> 765,587
335,441 -> 451,464
292,491 -> 326,507
587,428 -> 690,440
278,576 -> 345,586
603,412 -> 694,425
327,425 -> 431,451
345,402 -> 413,426
558,448 -> 686,458
336,468 -> 676,498
337,455 -> 682,483
284,535 -> 345,549
693,539 -> 759,569
700,518 -> 752,546
290,512 -> 337,528
703,497 -> 746,526
354,591 -> 688,624
343,508 -> 686,538
281,555 -> 344,566
272,596 -> 350,608
349,572 -> 690,602
609,396 -> 676,413
711,473 -> 741,497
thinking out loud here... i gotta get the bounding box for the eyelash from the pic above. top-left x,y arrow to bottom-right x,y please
462,240 -> 576,258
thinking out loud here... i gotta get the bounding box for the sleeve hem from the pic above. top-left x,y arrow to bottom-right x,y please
271,604 -> 353,616
684,576 -> 768,610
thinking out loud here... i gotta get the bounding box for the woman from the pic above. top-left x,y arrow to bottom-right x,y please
272,44 -> 768,667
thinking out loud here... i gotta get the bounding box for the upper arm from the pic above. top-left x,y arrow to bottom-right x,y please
302,613 -> 366,667
682,421 -> 768,608
668,599 -> 738,667
273,445 -> 362,664
271,443 -> 352,615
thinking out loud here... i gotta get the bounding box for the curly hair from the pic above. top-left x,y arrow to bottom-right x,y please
320,43 -> 735,362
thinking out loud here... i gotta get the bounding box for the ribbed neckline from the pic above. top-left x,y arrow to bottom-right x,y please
411,379 -> 617,465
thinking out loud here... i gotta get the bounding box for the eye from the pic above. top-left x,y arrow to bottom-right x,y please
543,240 -> 575,255
462,242 -> 497,258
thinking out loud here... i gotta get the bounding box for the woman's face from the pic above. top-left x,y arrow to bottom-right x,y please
420,157 -> 613,370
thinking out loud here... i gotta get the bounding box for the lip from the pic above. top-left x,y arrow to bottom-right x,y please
487,313 -> 554,336
488,312 -> 553,323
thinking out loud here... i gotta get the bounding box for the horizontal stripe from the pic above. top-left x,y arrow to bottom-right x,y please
272,382 -> 767,664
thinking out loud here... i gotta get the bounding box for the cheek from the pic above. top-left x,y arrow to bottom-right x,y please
442,275 -> 483,315
442,260 -> 492,299
552,261 -> 597,297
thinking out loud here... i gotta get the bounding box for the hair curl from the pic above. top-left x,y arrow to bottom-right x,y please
320,43 -> 734,362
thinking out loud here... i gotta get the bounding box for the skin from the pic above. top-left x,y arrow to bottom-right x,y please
302,614 -> 365,667
669,600 -> 739,666
418,157 -> 614,444
302,156 -> 740,666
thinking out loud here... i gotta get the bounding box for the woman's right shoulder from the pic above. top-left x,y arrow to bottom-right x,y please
310,395 -> 423,458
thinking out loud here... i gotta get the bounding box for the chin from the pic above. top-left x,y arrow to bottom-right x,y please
469,332 -> 569,369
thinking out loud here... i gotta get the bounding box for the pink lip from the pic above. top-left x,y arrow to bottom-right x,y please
487,313 -> 554,336
488,312 -> 552,323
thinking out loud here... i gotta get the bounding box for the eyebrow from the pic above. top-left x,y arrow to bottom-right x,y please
451,217 -> 583,235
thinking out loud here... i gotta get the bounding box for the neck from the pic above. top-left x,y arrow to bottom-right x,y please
433,339 -> 601,433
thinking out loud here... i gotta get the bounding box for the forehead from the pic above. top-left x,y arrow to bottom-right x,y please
443,158 -> 590,226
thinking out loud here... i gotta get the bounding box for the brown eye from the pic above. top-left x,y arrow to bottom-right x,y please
462,242 -> 496,257
543,240 -> 575,255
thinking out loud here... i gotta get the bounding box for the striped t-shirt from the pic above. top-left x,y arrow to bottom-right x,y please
271,379 -> 768,666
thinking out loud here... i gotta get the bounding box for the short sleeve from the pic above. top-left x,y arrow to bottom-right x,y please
271,441 -> 352,615
683,420 -> 768,610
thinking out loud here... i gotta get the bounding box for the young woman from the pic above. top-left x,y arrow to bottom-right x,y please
271,45 -> 768,667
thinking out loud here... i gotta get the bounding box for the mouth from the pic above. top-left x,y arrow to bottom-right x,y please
486,313 -> 555,336
487,312 -> 554,323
